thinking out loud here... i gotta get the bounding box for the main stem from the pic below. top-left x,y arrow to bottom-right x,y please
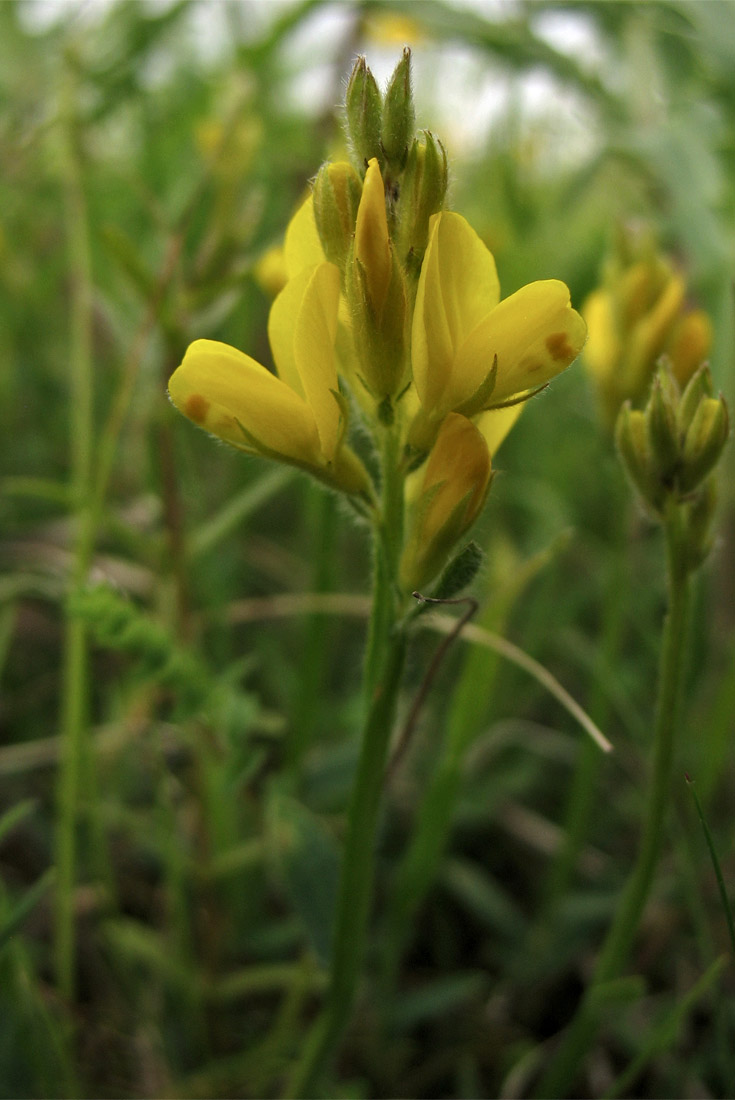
536,505 -> 691,1097
285,427 -> 406,1098
55,62 -> 95,1002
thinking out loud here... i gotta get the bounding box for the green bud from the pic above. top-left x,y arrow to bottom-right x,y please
346,248 -> 407,400
615,402 -> 662,513
312,161 -> 363,271
645,372 -> 680,483
431,541 -> 485,601
345,56 -> 383,171
677,363 -> 714,435
396,131 -> 448,275
381,47 -> 415,171
679,394 -> 729,492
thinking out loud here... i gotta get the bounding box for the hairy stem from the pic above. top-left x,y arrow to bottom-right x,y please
284,428 -> 407,1098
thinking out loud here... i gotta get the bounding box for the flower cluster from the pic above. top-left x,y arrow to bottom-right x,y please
583,230 -> 711,429
169,50 -> 587,592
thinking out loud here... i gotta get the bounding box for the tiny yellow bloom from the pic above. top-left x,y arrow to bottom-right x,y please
169,263 -> 370,495
411,212 -> 586,443
253,244 -> 289,298
400,412 -> 493,591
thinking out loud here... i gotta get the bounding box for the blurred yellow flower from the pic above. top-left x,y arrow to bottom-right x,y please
363,12 -> 426,47
583,248 -> 712,428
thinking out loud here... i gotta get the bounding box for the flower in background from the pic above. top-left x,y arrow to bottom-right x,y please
583,233 -> 712,430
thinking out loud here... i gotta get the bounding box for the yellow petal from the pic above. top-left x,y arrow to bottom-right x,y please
400,412 -> 492,591
284,195 -> 325,279
268,269 -> 311,400
455,279 -> 587,403
582,288 -> 620,381
412,213 -> 501,414
268,263 -> 342,458
168,339 -> 321,465
422,412 -> 492,534
354,158 -> 392,315
475,403 -> 523,457
293,263 -> 342,459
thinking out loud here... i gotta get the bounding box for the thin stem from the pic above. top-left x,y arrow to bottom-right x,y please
536,503 -> 692,1097
54,58 -> 96,1002
284,429 -> 407,1098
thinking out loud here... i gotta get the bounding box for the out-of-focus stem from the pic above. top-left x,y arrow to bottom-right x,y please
54,58 -> 96,1002
536,502 -> 692,1097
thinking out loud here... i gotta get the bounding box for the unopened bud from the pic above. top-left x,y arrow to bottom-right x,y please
346,160 -> 407,398
346,250 -> 407,400
381,47 -> 414,170
679,395 -> 729,493
645,371 -> 679,483
312,161 -> 362,270
353,158 -> 391,314
616,402 -> 662,513
396,131 -> 448,274
345,56 -> 383,171
677,364 -> 714,435
400,414 -> 492,592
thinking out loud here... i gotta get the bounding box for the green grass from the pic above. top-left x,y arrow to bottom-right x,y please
2,1 -> 735,1096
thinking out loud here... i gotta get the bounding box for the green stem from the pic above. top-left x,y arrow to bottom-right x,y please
284,429 -> 407,1098
536,504 -> 691,1097
54,59 -> 95,1002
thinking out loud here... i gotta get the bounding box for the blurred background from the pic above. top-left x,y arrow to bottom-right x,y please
2,1 -> 735,1096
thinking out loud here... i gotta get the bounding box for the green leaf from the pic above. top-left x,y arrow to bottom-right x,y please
267,793 -> 339,967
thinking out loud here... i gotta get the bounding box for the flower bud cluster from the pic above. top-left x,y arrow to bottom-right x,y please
583,230 -> 712,430
616,363 -> 729,567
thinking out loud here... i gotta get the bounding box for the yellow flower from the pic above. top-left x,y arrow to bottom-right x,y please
400,412 -> 493,591
410,212 -> 586,447
583,250 -> 712,428
168,263 -> 370,495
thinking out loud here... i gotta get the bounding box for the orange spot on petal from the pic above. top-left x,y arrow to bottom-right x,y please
545,332 -> 575,362
185,394 -> 210,424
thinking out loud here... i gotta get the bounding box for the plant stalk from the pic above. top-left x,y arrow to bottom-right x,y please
54,59 -> 95,1002
284,426 -> 407,1097
536,503 -> 692,1097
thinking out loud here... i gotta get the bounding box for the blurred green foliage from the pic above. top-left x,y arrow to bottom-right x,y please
1,1 -> 734,1096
